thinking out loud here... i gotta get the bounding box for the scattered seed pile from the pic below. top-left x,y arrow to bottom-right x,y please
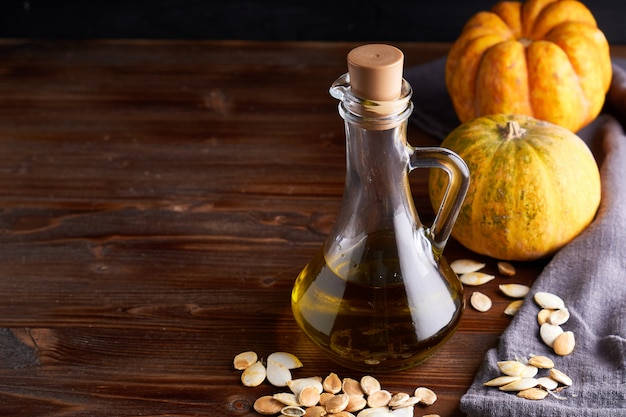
451,258 -> 528,315
534,292 -> 576,356
451,258 -> 576,357
483,354 -> 573,401
451,258 -> 577,402
234,351 -> 440,417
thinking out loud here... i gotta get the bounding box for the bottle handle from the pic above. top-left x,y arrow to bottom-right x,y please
408,146 -> 470,255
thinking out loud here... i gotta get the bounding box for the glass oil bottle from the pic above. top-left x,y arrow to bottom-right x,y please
291,44 -> 470,372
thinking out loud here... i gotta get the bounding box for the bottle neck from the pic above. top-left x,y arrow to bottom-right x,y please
333,71 -> 415,205
325,84 -> 420,256
343,120 -> 410,189
330,73 -> 414,131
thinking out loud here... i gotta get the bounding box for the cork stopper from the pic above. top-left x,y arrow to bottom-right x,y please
347,44 -> 404,101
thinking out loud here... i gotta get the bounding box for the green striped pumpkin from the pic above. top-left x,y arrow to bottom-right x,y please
429,114 -> 601,261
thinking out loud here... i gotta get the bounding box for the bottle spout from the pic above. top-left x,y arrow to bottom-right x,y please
329,74 -> 351,101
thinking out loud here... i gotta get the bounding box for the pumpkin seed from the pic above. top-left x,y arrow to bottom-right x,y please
342,378 -> 364,396
536,376 -> 558,390
288,377 -> 323,395
298,386 -> 322,408
241,360 -> 266,387
325,393 -> 349,413
461,271 -> 495,286
254,395 -> 285,415
497,261 -> 516,276
367,390 -> 392,408
497,360 -> 527,377
553,330 -> 575,356
549,368 -> 573,386
534,292 -> 566,310
267,351 -> 303,387
484,375 -> 521,387
499,378 -> 538,392
267,360 -> 293,387
323,372 -> 342,394
388,392 -> 410,408
414,387 -> 437,405
345,394 -> 368,412
537,308 -> 554,325
521,365 -> 539,378
268,352 -> 304,369
470,291 -> 492,312
233,350 -> 258,370
450,259 -> 486,274
540,323 -> 564,348
304,405 -> 327,417
527,355 -> 554,369
499,284 -> 530,298
548,308 -> 570,326
273,393 -> 300,407
319,392 -> 334,406
360,375 -> 381,395
517,387 -> 549,400
282,405 -> 307,417
395,396 -> 420,407
504,299 -> 524,316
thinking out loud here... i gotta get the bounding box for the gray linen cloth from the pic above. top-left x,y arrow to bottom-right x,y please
406,58 -> 626,417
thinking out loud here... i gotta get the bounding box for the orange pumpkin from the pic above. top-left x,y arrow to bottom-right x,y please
446,0 -> 612,133
429,114 -> 601,261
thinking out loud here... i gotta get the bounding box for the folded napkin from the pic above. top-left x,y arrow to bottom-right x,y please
406,60 -> 626,416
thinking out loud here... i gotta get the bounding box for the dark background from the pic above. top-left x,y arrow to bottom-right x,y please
0,0 -> 624,43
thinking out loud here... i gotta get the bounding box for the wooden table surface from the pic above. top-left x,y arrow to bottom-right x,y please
0,39 -> 621,417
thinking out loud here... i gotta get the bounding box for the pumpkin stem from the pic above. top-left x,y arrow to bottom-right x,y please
503,121 -> 526,140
